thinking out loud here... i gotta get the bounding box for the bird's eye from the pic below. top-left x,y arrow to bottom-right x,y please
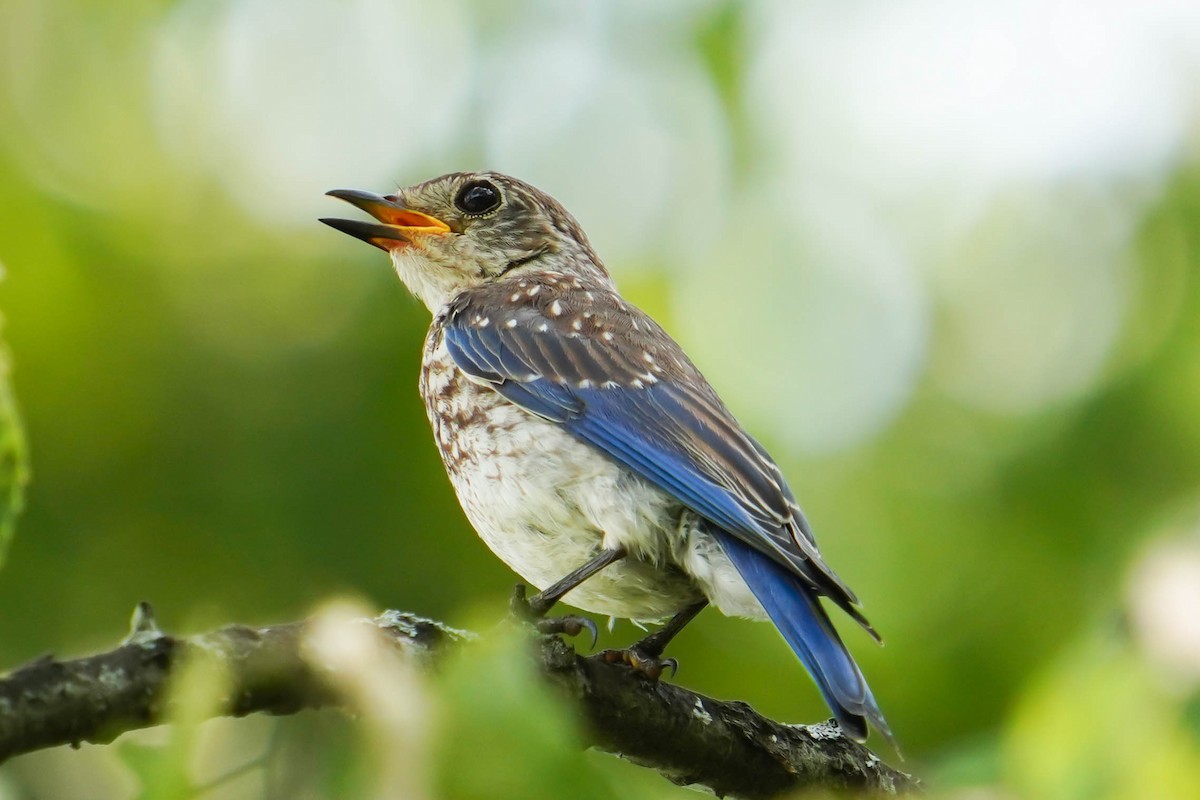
455,180 -> 502,216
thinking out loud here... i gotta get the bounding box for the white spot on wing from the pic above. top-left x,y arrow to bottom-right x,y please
549,300 -> 564,316
537,322 -> 549,333
506,319 -> 518,328
578,379 -> 593,389
602,331 -> 615,342
572,319 -> 583,331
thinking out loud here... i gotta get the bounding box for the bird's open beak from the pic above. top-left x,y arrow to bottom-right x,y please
320,189 -> 451,250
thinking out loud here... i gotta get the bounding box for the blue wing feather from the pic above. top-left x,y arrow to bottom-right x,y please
444,329 -> 503,383
572,386 -> 767,536
446,322 -> 582,421
501,379 -> 581,422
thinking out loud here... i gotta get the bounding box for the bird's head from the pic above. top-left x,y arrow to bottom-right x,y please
322,171 -> 608,310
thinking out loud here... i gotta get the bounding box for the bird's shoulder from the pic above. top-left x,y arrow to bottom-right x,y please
438,271 -> 710,391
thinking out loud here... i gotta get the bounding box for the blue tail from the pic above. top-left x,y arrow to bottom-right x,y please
717,533 -> 894,746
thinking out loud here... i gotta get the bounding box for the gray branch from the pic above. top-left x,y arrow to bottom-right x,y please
0,604 -> 917,797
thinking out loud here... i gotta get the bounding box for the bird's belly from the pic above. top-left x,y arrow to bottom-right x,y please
450,404 -> 702,619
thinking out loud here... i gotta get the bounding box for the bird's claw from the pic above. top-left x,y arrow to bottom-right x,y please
536,615 -> 599,649
510,584 -> 598,649
597,648 -> 679,680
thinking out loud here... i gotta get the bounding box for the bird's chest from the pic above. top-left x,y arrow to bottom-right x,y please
419,327 -> 573,492
420,327 -> 583,529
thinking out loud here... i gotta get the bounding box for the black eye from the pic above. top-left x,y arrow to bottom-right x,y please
454,180 -> 501,215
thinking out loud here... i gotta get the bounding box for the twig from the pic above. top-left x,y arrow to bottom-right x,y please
0,604 -> 917,797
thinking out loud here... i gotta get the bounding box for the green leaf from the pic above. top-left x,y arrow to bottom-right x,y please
117,649 -> 232,800
0,311 -> 29,569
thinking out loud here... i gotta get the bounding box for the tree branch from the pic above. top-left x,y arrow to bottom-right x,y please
0,604 -> 917,797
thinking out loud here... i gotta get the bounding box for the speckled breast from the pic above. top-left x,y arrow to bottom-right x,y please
419,323 -> 502,477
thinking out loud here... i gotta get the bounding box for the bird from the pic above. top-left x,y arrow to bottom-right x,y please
321,171 -> 894,746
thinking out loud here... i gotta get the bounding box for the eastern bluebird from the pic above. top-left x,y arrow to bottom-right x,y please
322,172 -> 893,746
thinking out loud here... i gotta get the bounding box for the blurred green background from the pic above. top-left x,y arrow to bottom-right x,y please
3,0 -> 1200,797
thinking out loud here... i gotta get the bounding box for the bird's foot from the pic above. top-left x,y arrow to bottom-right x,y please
509,583 -> 599,648
597,646 -> 679,681
595,601 -> 704,680
597,647 -> 678,680
535,615 -> 599,649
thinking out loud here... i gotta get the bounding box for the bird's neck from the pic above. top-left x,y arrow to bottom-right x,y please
388,248 -> 474,312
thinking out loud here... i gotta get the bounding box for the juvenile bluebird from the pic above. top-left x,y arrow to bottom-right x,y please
321,172 -> 893,745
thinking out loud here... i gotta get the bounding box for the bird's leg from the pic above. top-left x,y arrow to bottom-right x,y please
510,546 -> 627,648
599,600 -> 708,680
520,546 -> 629,615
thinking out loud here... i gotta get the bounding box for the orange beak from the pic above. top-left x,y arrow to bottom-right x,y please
321,189 -> 451,250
